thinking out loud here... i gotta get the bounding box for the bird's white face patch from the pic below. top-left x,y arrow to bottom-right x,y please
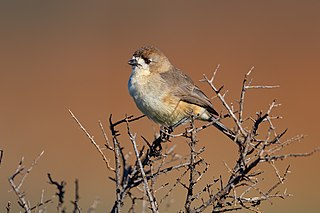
131,56 -> 151,76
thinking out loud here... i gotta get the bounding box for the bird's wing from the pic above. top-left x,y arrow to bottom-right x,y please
160,68 -> 219,116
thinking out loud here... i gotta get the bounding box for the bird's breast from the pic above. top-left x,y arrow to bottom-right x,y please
128,73 -> 179,126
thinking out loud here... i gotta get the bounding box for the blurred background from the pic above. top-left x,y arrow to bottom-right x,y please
0,0 -> 319,212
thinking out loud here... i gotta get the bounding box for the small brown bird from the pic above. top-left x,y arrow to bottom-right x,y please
128,46 -> 232,137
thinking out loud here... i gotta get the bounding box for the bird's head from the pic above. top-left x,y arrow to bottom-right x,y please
128,46 -> 173,75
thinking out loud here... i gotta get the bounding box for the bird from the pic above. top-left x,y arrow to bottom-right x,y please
128,46 -> 233,138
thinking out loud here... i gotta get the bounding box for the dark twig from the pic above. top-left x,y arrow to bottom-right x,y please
126,117 -> 159,213
0,149 -> 3,166
30,195 -> 55,212
109,114 -> 123,213
47,173 -> 66,212
262,148 -> 320,162
71,179 -> 81,213
185,118 -> 198,212
6,201 -> 11,213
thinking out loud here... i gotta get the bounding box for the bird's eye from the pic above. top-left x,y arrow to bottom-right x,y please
144,58 -> 152,64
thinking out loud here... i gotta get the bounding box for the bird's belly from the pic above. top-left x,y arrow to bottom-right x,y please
128,76 -> 179,126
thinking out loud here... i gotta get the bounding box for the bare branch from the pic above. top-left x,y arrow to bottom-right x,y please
69,109 -> 114,172
47,173 -> 66,211
126,118 -> 159,213
262,148 -> 320,162
239,66 -> 255,123
245,85 -> 280,89
0,149 -> 3,166
71,179 -> 81,213
30,193 -> 55,212
17,151 -> 45,191
8,151 -> 44,213
202,65 -> 247,136
6,201 -> 11,213
98,120 -> 114,151
109,114 -> 123,213
185,120 -> 197,212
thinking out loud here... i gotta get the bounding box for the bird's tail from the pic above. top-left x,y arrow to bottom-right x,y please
211,118 -> 236,140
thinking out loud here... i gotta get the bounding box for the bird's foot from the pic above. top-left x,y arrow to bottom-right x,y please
160,126 -> 173,142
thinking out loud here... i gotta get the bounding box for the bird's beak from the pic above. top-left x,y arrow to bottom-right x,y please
128,58 -> 138,66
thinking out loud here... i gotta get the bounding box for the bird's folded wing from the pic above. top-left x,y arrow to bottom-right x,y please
179,87 -> 219,116
160,69 -> 219,116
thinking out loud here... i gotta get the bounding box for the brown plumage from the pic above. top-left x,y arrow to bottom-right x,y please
128,46 -> 219,127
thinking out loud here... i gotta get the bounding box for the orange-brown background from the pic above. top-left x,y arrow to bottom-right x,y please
1,1 -> 319,212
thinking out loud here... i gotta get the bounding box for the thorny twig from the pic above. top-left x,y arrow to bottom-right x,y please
30,190 -> 56,212
126,117 -> 159,213
109,114 -> 125,213
185,118 -> 198,212
69,109 -> 114,172
47,173 -> 66,212
8,151 -> 44,213
202,64 -> 247,136
99,120 -> 114,151
0,149 -> 3,166
6,201 -> 11,213
71,179 -> 81,213
189,66 -> 319,213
